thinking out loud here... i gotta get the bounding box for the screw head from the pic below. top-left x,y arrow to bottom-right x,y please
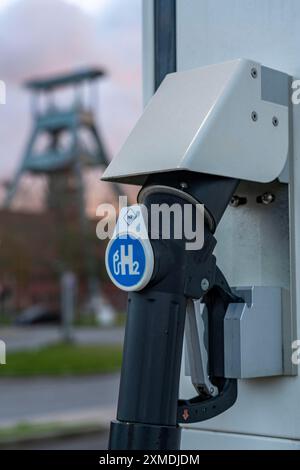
251,67 -> 258,78
251,111 -> 258,122
261,192 -> 275,205
230,195 -> 247,208
230,196 -> 240,207
272,116 -> 279,127
201,278 -> 210,292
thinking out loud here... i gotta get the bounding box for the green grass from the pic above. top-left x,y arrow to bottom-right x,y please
0,421 -> 103,445
0,311 -> 14,326
0,342 -> 123,377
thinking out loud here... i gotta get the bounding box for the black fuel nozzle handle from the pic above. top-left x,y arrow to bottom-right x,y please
109,192 -> 195,450
109,174 -> 240,450
178,267 -> 242,424
109,289 -> 187,450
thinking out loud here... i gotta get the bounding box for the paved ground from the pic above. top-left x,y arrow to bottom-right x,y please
0,373 -> 120,427
0,328 -> 123,448
0,326 -> 124,352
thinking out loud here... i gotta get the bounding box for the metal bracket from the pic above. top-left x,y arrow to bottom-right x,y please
224,286 -> 293,378
178,267 -> 241,424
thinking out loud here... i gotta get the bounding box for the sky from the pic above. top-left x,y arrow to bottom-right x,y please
0,0 -> 142,211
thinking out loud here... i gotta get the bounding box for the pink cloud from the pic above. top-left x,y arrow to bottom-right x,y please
0,0 -> 142,210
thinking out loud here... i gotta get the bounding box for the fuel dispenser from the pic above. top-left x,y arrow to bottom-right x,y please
102,59 -> 296,450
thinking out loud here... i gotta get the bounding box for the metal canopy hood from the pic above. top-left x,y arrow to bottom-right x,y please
102,59 -> 290,185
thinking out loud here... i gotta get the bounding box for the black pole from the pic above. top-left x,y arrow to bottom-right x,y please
154,0 -> 177,90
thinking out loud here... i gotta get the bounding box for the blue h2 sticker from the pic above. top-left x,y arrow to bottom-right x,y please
106,234 -> 147,290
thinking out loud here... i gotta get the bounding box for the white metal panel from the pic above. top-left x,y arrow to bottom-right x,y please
181,428 -> 300,450
176,0 -> 300,444
177,0 -> 300,76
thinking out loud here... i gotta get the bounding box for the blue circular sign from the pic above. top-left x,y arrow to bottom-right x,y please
106,234 -> 153,291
